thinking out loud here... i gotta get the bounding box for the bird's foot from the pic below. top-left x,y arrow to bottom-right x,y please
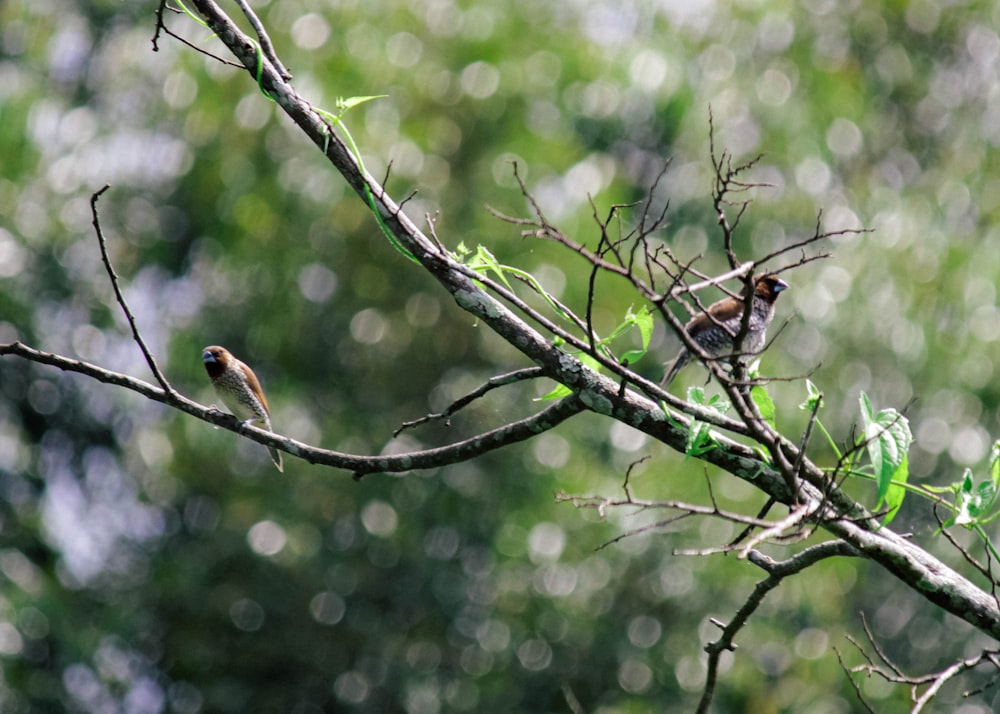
237,417 -> 260,435
207,404 -> 227,429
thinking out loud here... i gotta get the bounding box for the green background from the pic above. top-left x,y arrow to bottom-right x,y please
1,0 -> 999,711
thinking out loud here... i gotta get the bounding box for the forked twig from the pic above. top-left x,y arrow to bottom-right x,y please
232,0 -> 292,80
91,186 -> 175,397
696,541 -> 858,713
394,367 -> 546,436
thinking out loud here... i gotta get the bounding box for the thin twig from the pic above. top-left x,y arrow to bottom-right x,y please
561,683 -> 585,714
232,0 -> 292,79
668,263 -> 755,299
394,367 -> 545,436
91,186 -> 175,397
736,502 -> 818,559
696,541 -> 857,713
151,0 -> 244,67
835,646 -> 879,714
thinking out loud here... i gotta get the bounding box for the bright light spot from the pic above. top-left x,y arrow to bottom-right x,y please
310,591 -> 346,625
0,622 -> 23,655
949,424 -> 991,465
361,500 -> 398,537
405,293 -> 441,328
460,61 -> 500,99
794,628 -> 829,659
234,93 -> 270,130
334,671 -> 370,704
609,422 -> 647,452
247,520 -> 287,556
477,619 -> 510,653
297,263 -> 338,303
618,658 -> 653,693
424,526 -> 460,560
627,615 -> 662,648
528,522 -> 565,563
387,32 -> 423,68
826,118 -> 863,157
516,638 -> 552,671
532,433 -> 570,468
758,13 -> 795,52
290,13 -> 330,50
628,50 -> 667,91
0,549 -> 43,594
405,681 -> 442,714
756,68 -> 792,106
534,563 -> 578,596
163,70 -> 198,110
350,308 -> 388,344
794,157 -> 831,195
229,598 -> 265,632
71,324 -> 106,361
675,655 -> 707,691
699,44 -> 735,82
0,228 -> 27,277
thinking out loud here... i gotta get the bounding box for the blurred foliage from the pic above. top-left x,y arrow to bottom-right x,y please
3,0 -> 1000,712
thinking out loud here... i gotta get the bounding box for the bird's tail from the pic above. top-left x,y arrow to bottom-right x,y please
261,416 -> 284,473
268,446 -> 284,473
661,350 -> 690,387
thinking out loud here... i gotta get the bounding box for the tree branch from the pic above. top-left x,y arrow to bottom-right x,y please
128,0 -> 1000,646
9,0 -> 989,673
697,541 -> 859,713
91,186 -> 175,397
0,341 -> 585,477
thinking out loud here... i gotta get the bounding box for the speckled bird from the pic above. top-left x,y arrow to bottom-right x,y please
661,273 -> 789,387
202,345 -> 283,472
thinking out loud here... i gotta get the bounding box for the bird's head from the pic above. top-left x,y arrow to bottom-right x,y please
202,345 -> 232,378
752,273 -> 789,303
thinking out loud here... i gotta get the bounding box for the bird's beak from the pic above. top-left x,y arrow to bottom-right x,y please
202,350 -> 216,364
774,279 -> 790,293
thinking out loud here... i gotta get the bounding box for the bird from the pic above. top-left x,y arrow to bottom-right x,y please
202,345 -> 283,472
661,273 -> 789,387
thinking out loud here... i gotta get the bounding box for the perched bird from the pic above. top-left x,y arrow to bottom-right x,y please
661,273 -> 789,387
202,345 -> 283,472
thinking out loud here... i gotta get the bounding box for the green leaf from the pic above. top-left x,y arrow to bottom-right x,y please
950,461 -> 1000,527
859,391 -> 873,423
615,305 -> 654,365
465,245 -> 511,288
751,385 -> 776,429
540,383 -> 572,401
174,0 -> 210,27
460,246 -> 575,322
336,95 -> 388,114
537,352 -> 602,400
954,469 -> 978,526
859,392 -> 912,522
879,454 -> 908,526
799,379 -> 823,412
676,386 -> 729,457
312,98 -> 419,264
685,418 -> 717,456
990,440 -> 1000,491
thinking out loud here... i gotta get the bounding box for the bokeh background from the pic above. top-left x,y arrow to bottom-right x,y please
2,0 -> 1000,711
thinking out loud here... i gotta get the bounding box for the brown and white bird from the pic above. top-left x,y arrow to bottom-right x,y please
202,345 -> 283,472
661,273 -> 789,387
